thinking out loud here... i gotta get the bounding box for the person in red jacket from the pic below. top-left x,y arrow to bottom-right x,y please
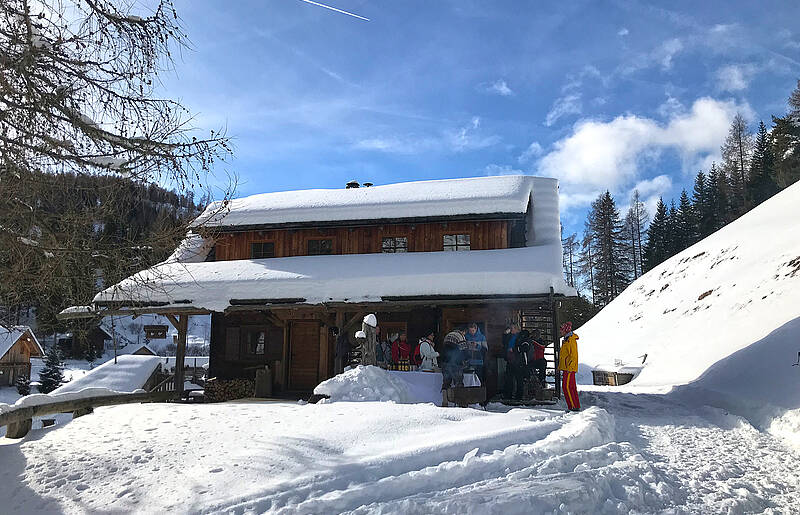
530,329 -> 548,387
391,331 -> 411,363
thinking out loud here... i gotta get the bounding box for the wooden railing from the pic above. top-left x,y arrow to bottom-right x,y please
0,390 -> 177,439
149,373 -> 177,393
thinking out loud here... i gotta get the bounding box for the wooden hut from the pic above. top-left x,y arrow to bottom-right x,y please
0,326 -> 45,386
64,175 -> 577,398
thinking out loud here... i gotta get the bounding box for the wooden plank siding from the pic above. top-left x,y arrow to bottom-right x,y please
211,220 -> 513,261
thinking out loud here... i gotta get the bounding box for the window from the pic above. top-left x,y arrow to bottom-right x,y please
243,329 -> 266,355
251,242 -> 275,259
381,236 -> 408,253
307,238 -> 333,255
443,234 -> 470,251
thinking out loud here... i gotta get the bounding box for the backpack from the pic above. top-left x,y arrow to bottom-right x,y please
412,343 -> 422,366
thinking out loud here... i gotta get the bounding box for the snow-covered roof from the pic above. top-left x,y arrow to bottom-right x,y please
52,355 -> 162,394
0,325 -> 44,359
192,175 -> 553,229
94,246 -> 576,312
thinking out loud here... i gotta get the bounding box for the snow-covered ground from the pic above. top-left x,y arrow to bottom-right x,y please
1,389 -> 799,514
3,185 -> 800,512
578,181 -> 800,447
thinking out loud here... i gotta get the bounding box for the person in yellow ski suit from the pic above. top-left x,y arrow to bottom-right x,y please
558,322 -> 580,411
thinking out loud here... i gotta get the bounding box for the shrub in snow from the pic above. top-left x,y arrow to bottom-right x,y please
38,346 -> 65,394
15,375 -> 31,396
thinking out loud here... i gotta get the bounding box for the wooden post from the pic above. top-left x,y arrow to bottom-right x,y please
335,311 -> 344,374
550,288 -> 561,399
362,314 -> 377,366
166,314 -> 189,395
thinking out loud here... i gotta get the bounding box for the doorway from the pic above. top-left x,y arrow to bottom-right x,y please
289,321 -> 320,391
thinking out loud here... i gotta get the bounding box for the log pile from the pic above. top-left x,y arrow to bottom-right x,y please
204,377 -> 255,402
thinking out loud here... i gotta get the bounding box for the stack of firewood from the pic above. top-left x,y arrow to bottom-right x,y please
204,377 -> 255,402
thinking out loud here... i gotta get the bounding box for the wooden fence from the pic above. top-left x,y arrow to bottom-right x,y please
0,390 -> 177,439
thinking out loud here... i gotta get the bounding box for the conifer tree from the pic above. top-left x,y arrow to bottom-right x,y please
578,230 -> 596,306
587,191 -> 631,306
676,189 -> 698,250
625,190 -> 649,279
15,375 -> 31,396
692,171 -> 714,238
562,233 -> 579,288
748,120 -> 778,206
707,163 -> 729,230
624,209 -> 640,280
767,80 -> 798,189
666,200 -> 679,257
643,198 -> 669,272
720,113 -> 754,215
38,346 -> 65,394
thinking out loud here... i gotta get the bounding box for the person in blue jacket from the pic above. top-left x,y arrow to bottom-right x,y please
464,322 -> 487,380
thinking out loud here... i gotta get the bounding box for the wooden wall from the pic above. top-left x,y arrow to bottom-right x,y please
0,335 -> 37,364
211,220 -> 512,261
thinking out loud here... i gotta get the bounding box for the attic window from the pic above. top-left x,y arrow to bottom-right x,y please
251,242 -> 275,259
382,237 -> 407,253
307,238 -> 333,255
443,234 -> 470,251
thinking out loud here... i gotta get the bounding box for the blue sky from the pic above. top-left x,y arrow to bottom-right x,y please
161,0 -> 800,235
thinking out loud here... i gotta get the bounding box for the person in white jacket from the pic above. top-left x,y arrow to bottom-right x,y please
418,330 -> 439,371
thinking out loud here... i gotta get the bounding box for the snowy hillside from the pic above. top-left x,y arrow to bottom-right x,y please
579,182 -> 800,416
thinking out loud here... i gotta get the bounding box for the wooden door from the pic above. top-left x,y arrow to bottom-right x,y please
289,321 -> 320,390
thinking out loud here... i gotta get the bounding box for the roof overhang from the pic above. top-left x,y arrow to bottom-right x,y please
201,212 -> 525,234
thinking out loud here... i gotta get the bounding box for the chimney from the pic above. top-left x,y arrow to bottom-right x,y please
345,180 -> 360,189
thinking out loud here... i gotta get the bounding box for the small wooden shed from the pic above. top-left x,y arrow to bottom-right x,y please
0,326 -> 45,386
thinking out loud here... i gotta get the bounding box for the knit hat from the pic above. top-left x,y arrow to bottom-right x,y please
560,322 -> 573,336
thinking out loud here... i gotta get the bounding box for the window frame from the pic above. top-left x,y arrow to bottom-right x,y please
306,238 -> 334,256
250,241 -> 275,259
443,233 -> 471,251
241,326 -> 268,357
381,236 -> 408,253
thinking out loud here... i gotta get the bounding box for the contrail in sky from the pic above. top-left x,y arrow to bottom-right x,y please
297,0 -> 370,21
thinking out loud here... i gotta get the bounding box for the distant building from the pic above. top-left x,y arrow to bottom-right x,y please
0,326 -> 44,386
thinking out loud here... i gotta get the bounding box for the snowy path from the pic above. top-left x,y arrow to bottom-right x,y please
1,393 -> 799,514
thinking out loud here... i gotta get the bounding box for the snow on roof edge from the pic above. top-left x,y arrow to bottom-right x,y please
93,246 -> 576,313
191,175 -> 553,229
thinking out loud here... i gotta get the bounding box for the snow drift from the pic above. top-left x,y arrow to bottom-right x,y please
314,366 -> 443,404
578,182 -> 800,421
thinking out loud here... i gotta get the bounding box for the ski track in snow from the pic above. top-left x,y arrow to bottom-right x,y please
3,392 -> 799,514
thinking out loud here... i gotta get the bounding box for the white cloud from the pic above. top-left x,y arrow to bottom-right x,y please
657,38 -> 683,70
484,164 -> 523,176
617,27 -> 629,37
537,97 -> 744,210
715,64 -> 755,92
354,116 -> 500,154
545,94 -> 582,126
632,174 -> 672,198
518,141 -> 543,163
657,94 -> 684,118
486,79 -> 514,96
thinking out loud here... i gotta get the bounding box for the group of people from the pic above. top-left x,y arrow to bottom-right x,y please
502,321 -> 580,410
372,323 -> 487,381
502,323 -> 548,400
335,318 -> 581,411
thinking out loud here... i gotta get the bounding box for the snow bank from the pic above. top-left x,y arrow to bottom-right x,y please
51,355 -> 162,394
314,366 -> 443,404
578,182 -> 800,429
